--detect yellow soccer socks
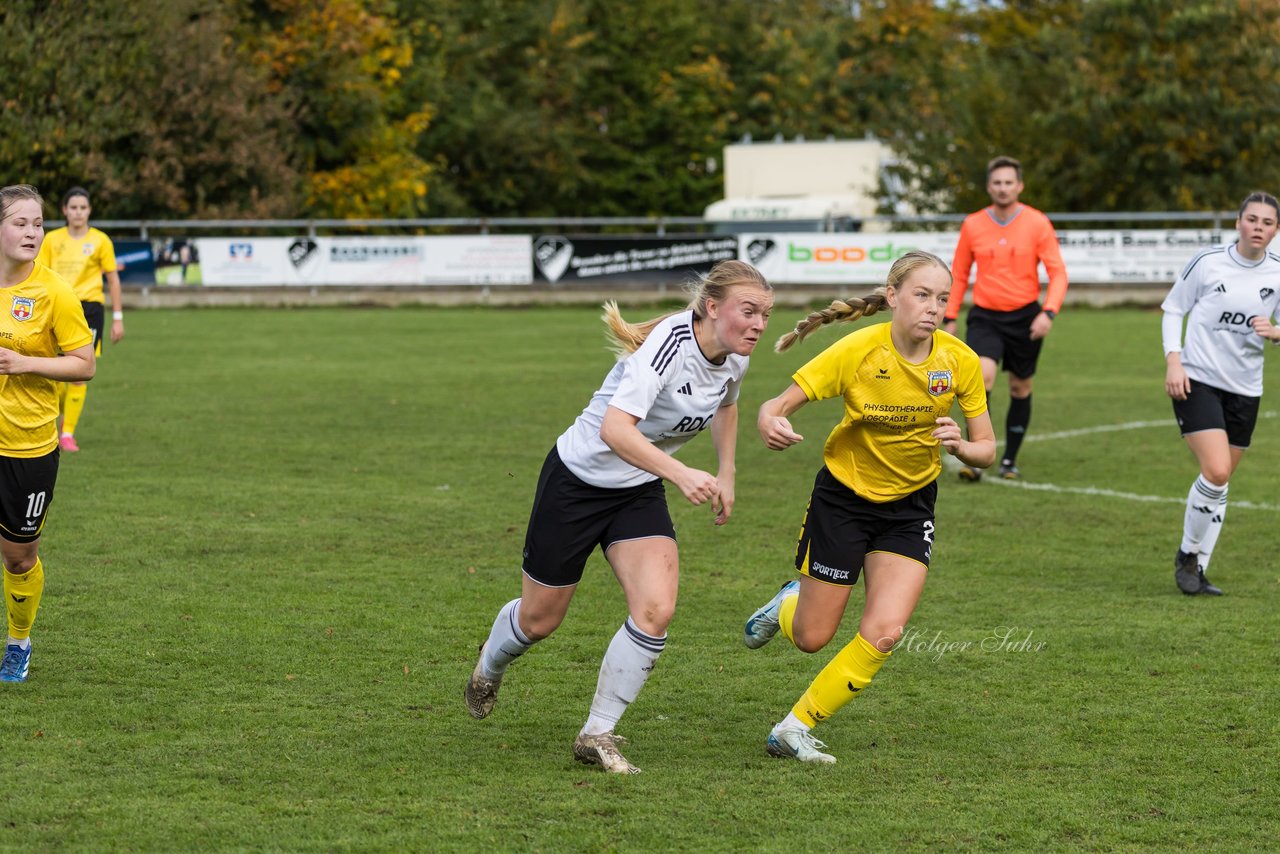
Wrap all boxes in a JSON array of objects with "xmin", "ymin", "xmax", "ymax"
[
  {"xmin": 4, "ymin": 558, "xmax": 45, "ymax": 641},
  {"xmin": 778, "ymin": 589, "xmax": 799, "ymax": 643},
  {"xmin": 62, "ymin": 383, "xmax": 88, "ymax": 437},
  {"xmin": 792, "ymin": 632, "xmax": 889, "ymax": 728}
]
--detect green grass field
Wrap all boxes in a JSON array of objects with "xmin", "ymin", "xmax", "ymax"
[{"xmin": 1, "ymin": 304, "xmax": 1276, "ymax": 851}]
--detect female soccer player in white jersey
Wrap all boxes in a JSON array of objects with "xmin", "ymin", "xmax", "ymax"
[
  {"xmin": 742, "ymin": 250, "xmax": 995, "ymax": 763},
  {"xmin": 35, "ymin": 187, "xmax": 124, "ymax": 453},
  {"xmin": 465, "ymin": 260, "xmax": 773, "ymax": 773},
  {"xmin": 1162, "ymin": 191, "xmax": 1280, "ymax": 596},
  {"xmin": 0, "ymin": 185, "xmax": 96, "ymax": 683}
]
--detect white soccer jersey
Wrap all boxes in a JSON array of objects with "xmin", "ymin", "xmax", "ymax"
[
  {"xmin": 557, "ymin": 310, "xmax": 747, "ymax": 488},
  {"xmin": 1162, "ymin": 243, "xmax": 1280, "ymax": 397}
]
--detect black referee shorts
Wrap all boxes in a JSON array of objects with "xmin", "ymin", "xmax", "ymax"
[
  {"xmin": 793, "ymin": 467, "xmax": 937, "ymax": 586},
  {"xmin": 965, "ymin": 301, "xmax": 1043, "ymax": 379},
  {"xmin": 521, "ymin": 447, "xmax": 676, "ymax": 588},
  {"xmin": 1173, "ymin": 379, "xmax": 1261, "ymax": 448}
]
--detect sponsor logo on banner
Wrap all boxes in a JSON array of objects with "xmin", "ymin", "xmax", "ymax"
[
  {"xmin": 289, "ymin": 239, "xmax": 319, "ymax": 268},
  {"xmin": 534, "ymin": 236, "xmax": 574, "ymax": 283},
  {"xmin": 10, "ymin": 297, "xmax": 34, "ymax": 321},
  {"xmin": 328, "ymin": 243, "xmax": 420, "ymax": 261},
  {"xmin": 927, "ymin": 370, "xmax": 952, "ymax": 396},
  {"xmin": 228, "ymin": 242, "xmax": 254, "ymax": 260},
  {"xmin": 746, "ymin": 238, "xmax": 778, "ymax": 267}
]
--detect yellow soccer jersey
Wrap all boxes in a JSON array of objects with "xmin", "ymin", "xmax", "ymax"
[
  {"xmin": 35, "ymin": 226, "xmax": 117, "ymax": 303},
  {"xmin": 0, "ymin": 263, "xmax": 94, "ymax": 457},
  {"xmin": 793, "ymin": 322, "xmax": 986, "ymax": 502}
]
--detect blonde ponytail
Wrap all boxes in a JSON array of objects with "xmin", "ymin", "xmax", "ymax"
[
  {"xmin": 774, "ymin": 292, "xmax": 889, "ymax": 352},
  {"xmin": 774, "ymin": 249, "xmax": 951, "ymax": 352},
  {"xmin": 602, "ymin": 259, "xmax": 771, "ymax": 357}
]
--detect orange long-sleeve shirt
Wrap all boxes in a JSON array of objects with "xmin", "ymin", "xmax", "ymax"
[{"xmin": 947, "ymin": 204, "xmax": 1068, "ymax": 320}]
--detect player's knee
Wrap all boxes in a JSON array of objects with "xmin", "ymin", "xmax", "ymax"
[
  {"xmin": 861, "ymin": 622, "xmax": 903, "ymax": 653},
  {"xmin": 3, "ymin": 555, "xmax": 38, "ymax": 575},
  {"xmin": 518, "ymin": 609, "xmax": 566, "ymax": 641},
  {"xmin": 1201, "ymin": 468, "xmax": 1230, "ymax": 489},
  {"xmin": 631, "ymin": 599, "xmax": 675, "ymax": 636},
  {"xmin": 791, "ymin": 622, "xmax": 837, "ymax": 654}
]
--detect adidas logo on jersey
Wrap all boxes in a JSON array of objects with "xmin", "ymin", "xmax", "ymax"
[
  {"xmin": 1213, "ymin": 283, "xmax": 1227, "ymax": 294},
  {"xmin": 676, "ymin": 382, "xmax": 692, "ymax": 395}
]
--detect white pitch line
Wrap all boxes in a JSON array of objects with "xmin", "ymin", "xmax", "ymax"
[
  {"xmin": 941, "ymin": 411, "xmax": 1280, "ymax": 512},
  {"xmin": 1023, "ymin": 418, "xmax": 1174, "ymax": 443},
  {"xmin": 986, "ymin": 476, "xmax": 1280, "ymax": 512},
  {"xmin": 1023, "ymin": 410, "xmax": 1276, "ymax": 444}
]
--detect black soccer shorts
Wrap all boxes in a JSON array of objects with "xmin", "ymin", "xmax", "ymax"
[
  {"xmin": 1172, "ymin": 379, "xmax": 1261, "ymax": 449},
  {"xmin": 793, "ymin": 467, "xmax": 937, "ymax": 586},
  {"xmin": 521, "ymin": 447, "xmax": 676, "ymax": 587},
  {"xmin": 0, "ymin": 450, "xmax": 59, "ymax": 543}
]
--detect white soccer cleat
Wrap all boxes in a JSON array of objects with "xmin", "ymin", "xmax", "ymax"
[
  {"xmin": 766, "ymin": 724, "xmax": 837, "ymax": 764},
  {"xmin": 744, "ymin": 579, "xmax": 800, "ymax": 649},
  {"xmin": 573, "ymin": 731, "xmax": 641, "ymax": 774}
]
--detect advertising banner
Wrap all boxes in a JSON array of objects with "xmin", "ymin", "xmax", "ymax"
[
  {"xmin": 194, "ymin": 236, "xmax": 532, "ymax": 286},
  {"xmin": 153, "ymin": 238, "xmax": 202, "ymax": 285},
  {"xmin": 323, "ymin": 236, "xmax": 424, "ymax": 285},
  {"xmin": 421, "ymin": 236, "xmax": 532, "ymax": 285},
  {"xmin": 742, "ymin": 230, "xmax": 1236, "ymax": 285},
  {"xmin": 114, "ymin": 240, "xmax": 157, "ymax": 286},
  {"xmin": 533, "ymin": 235, "xmax": 738, "ymax": 284},
  {"xmin": 196, "ymin": 237, "xmax": 309, "ymax": 286},
  {"xmin": 1054, "ymin": 229, "xmax": 1226, "ymax": 284},
  {"xmin": 742, "ymin": 233, "xmax": 956, "ymax": 286}
]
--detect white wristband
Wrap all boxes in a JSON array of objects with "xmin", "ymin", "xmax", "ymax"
[{"xmin": 112, "ymin": 311, "xmax": 124, "ymax": 320}]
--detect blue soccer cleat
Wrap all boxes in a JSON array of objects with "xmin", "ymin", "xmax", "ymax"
[
  {"xmin": 0, "ymin": 642, "xmax": 31, "ymax": 683},
  {"xmin": 744, "ymin": 579, "xmax": 800, "ymax": 649}
]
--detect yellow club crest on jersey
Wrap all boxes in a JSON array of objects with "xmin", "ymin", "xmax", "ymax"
[
  {"xmin": 10, "ymin": 297, "xmax": 34, "ymax": 322},
  {"xmin": 927, "ymin": 370, "xmax": 952, "ymax": 396}
]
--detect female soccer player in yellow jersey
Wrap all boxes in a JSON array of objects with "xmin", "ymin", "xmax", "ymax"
[
  {"xmin": 35, "ymin": 186, "xmax": 123, "ymax": 453},
  {"xmin": 0, "ymin": 185, "xmax": 96, "ymax": 682},
  {"xmin": 742, "ymin": 250, "xmax": 995, "ymax": 763},
  {"xmin": 466, "ymin": 260, "xmax": 773, "ymax": 774}
]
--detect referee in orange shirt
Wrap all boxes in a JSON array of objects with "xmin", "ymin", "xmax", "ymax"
[{"xmin": 943, "ymin": 155, "xmax": 1068, "ymax": 480}]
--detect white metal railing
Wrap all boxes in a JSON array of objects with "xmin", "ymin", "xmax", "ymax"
[{"xmin": 54, "ymin": 210, "xmax": 1235, "ymax": 238}]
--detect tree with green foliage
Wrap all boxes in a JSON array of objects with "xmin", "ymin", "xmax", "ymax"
[
  {"xmin": 235, "ymin": 0, "xmax": 434, "ymax": 217},
  {"xmin": 8, "ymin": 0, "xmax": 1280, "ymax": 220},
  {"xmin": 0, "ymin": 0, "xmax": 301, "ymax": 218},
  {"xmin": 401, "ymin": 0, "xmax": 889, "ymax": 217},
  {"xmin": 888, "ymin": 0, "xmax": 1280, "ymax": 214}
]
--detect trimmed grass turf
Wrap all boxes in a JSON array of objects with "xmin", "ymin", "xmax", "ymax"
[{"xmin": 1, "ymin": 305, "xmax": 1276, "ymax": 850}]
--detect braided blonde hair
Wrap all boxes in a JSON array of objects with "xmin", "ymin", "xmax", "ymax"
[
  {"xmin": 774, "ymin": 250, "xmax": 950, "ymax": 352},
  {"xmin": 602, "ymin": 259, "xmax": 770, "ymax": 356}
]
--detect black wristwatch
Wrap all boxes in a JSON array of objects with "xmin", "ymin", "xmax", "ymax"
[{"xmin": 1043, "ymin": 309, "xmax": 1057, "ymax": 320}]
